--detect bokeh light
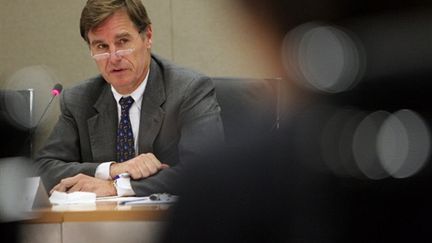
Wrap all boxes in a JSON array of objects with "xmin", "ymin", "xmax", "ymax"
[
  {"xmin": 2, "ymin": 65, "xmax": 60, "ymax": 128},
  {"xmin": 321, "ymin": 108, "xmax": 367, "ymax": 179},
  {"xmin": 377, "ymin": 109, "xmax": 430, "ymax": 179},
  {"xmin": 353, "ymin": 111, "xmax": 390, "ymax": 180},
  {"xmin": 282, "ymin": 22, "xmax": 365, "ymax": 93},
  {"xmin": 0, "ymin": 89, "xmax": 33, "ymax": 130}
]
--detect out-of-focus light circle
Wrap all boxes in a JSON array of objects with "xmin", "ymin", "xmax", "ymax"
[
  {"xmin": 282, "ymin": 23, "xmax": 365, "ymax": 93},
  {"xmin": 353, "ymin": 111, "xmax": 391, "ymax": 180},
  {"xmin": 377, "ymin": 109, "xmax": 430, "ymax": 178},
  {"xmin": 0, "ymin": 90, "xmax": 32, "ymax": 129},
  {"xmin": 2, "ymin": 65, "xmax": 59, "ymax": 128},
  {"xmin": 321, "ymin": 108, "xmax": 367, "ymax": 179}
]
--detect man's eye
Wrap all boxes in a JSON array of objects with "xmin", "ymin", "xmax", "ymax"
[
  {"xmin": 119, "ymin": 39, "xmax": 129, "ymax": 45},
  {"xmin": 97, "ymin": 44, "xmax": 108, "ymax": 50}
]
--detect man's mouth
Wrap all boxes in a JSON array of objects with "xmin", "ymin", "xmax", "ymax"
[{"xmin": 111, "ymin": 68, "xmax": 127, "ymax": 73}]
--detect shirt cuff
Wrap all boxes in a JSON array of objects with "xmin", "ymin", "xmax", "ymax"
[
  {"xmin": 95, "ymin": 162, "xmax": 114, "ymax": 180},
  {"xmin": 114, "ymin": 177, "xmax": 136, "ymax": 196}
]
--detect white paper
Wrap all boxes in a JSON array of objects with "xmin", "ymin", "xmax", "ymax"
[{"xmin": 49, "ymin": 191, "xmax": 96, "ymax": 205}]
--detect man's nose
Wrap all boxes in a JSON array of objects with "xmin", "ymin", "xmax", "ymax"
[{"xmin": 108, "ymin": 50, "xmax": 122, "ymax": 63}]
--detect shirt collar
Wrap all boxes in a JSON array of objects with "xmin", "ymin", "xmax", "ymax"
[{"xmin": 111, "ymin": 68, "xmax": 149, "ymax": 105}]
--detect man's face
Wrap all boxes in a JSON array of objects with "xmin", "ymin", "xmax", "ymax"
[{"xmin": 87, "ymin": 9, "xmax": 152, "ymax": 95}]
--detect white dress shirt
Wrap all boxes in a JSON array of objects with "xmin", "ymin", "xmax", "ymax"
[{"xmin": 95, "ymin": 70, "xmax": 149, "ymax": 196}]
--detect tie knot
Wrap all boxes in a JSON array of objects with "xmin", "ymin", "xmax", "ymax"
[{"xmin": 119, "ymin": 96, "xmax": 134, "ymax": 110}]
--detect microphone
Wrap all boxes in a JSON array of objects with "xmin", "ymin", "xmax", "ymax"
[
  {"xmin": 50, "ymin": 83, "xmax": 63, "ymax": 97},
  {"xmin": 34, "ymin": 83, "xmax": 63, "ymax": 130},
  {"xmin": 19, "ymin": 83, "xmax": 62, "ymax": 158}
]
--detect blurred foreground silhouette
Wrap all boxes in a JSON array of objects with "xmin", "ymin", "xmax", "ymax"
[{"xmin": 161, "ymin": 1, "xmax": 432, "ymax": 242}]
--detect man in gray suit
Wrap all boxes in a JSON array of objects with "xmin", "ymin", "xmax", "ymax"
[{"xmin": 34, "ymin": 0, "xmax": 223, "ymax": 197}]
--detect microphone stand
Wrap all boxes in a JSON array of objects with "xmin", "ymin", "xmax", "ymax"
[{"xmin": 29, "ymin": 84, "xmax": 62, "ymax": 158}]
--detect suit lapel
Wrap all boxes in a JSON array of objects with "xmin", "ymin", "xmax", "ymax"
[
  {"xmin": 88, "ymin": 83, "xmax": 118, "ymax": 161},
  {"xmin": 138, "ymin": 57, "xmax": 166, "ymax": 154}
]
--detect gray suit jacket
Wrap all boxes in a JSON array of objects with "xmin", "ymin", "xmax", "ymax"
[{"xmin": 34, "ymin": 55, "xmax": 224, "ymax": 196}]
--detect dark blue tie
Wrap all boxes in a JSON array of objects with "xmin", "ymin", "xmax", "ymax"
[{"xmin": 116, "ymin": 96, "xmax": 135, "ymax": 162}]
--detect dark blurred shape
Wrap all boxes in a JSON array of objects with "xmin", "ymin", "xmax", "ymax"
[
  {"xmin": 2, "ymin": 223, "xmax": 20, "ymax": 243},
  {"xmin": 213, "ymin": 77, "xmax": 280, "ymax": 145},
  {"xmin": 0, "ymin": 90, "xmax": 33, "ymax": 243},
  {"xmin": 161, "ymin": 1, "xmax": 432, "ymax": 242},
  {"xmin": 0, "ymin": 89, "xmax": 33, "ymax": 158},
  {"xmin": 241, "ymin": 0, "xmax": 432, "ymax": 35}
]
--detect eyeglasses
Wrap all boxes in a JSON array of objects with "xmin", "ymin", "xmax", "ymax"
[{"xmin": 91, "ymin": 48, "xmax": 135, "ymax": 61}]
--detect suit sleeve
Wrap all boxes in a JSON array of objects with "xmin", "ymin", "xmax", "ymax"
[
  {"xmin": 130, "ymin": 76, "xmax": 224, "ymax": 195},
  {"xmin": 33, "ymin": 91, "xmax": 100, "ymax": 191}
]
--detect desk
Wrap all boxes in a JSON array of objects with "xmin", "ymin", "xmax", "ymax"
[{"xmin": 19, "ymin": 202, "xmax": 171, "ymax": 243}]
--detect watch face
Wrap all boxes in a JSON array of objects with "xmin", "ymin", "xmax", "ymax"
[
  {"xmin": 119, "ymin": 172, "xmax": 130, "ymax": 178},
  {"xmin": 114, "ymin": 172, "xmax": 130, "ymax": 179}
]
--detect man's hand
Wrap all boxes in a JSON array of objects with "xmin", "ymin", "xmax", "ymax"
[
  {"xmin": 51, "ymin": 173, "xmax": 116, "ymax": 197},
  {"xmin": 110, "ymin": 153, "xmax": 169, "ymax": 179}
]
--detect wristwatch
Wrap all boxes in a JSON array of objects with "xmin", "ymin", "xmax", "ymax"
[{"xmin": 114, "ymin": 172, "xmax": 130, "ymax": 180}]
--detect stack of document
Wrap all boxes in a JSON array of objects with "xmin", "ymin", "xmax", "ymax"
[{"xmin": 49, "ymin": 191, "xmax": 96, "ymax": 204}]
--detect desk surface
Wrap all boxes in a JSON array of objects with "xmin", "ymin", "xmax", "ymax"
[{"xmin": 25, "ymin": 202, "xmax": 171, "ymax": 224}]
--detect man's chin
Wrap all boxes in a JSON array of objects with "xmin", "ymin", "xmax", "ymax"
[
  {"xmin": 111, "ymin": 81, "xmax": 138, "ymax": 94},
  {"xmin": 107, "ymin": 74, "xmax": 132, "ymax": 87}
]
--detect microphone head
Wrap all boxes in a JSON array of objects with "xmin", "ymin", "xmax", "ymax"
[{"xmin": 51, "ymin": 83, "xmax": 63, "ymax": 96}]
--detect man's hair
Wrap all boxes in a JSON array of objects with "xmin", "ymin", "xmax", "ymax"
[{"xmin": 80, "ymin": 0, "xmax": 151, "ymax": 43}]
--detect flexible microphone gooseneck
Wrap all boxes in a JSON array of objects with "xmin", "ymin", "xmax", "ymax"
[
  {"xmin": 29, "ymin": 83, "xmax": 63, "ymax": 157},
  {"xmin": 33, "ymin": 83, "xmax": 63, "ymax": 131}
]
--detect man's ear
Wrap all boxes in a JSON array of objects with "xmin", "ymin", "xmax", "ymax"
[{"xmin": 145, "ymin": 25, "xmax": 153, "ymax": 48}]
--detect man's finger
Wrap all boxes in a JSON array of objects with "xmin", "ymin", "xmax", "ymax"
[
  {"xmin": 144, "ymin": 153, "xmax": 164, "ymax": 170},
  {"xmin": 161, "ymin": 163, "xmax": 170, "ymax": 169},
  {"xmin": 51, "ymin": 180, "xmax": 72, "ymax": 194},
  {"xmin": 50, "ymin": 184, "xmax": 66, "ymax": 194},
  {"xmin": 59, "ymin": 176, "xmax": 78, "ymax": 188},
  {"xmin": 143, "ymin": 159, "xmax": 158, "ymax": 174},
  {"xmin": 67, "ymin": 181, "xmax": 83, "ymax": 193},
  {"xmin": 127, "ymin": 163, "xmax": 144, "ymax": 179}
]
